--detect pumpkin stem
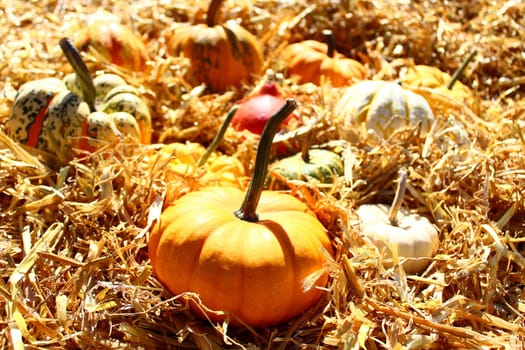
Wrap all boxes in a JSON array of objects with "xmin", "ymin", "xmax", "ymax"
[
  {"xmin": 322, "ymin": 29, "xmax": 335, "ymax": 58},
  {"xmin": 446, "ymin": 49, "xmax": 477, "ymax": 90},
  {"xmin": 235, "ymin": 99, "xmax": 298, "ymax": 222},
  {"xmin": 388, "ymin": 168, "xmax": 408, "ymax": 226},
  {"xmin": 300, "ymin": 121, "xmax": 317, "ymax": 163},
  {"xmin": 196, "ymin": 105, "xmax": 238, "ymax": 167},
  {"xmin": 59, "ymin": 37, "xmax": 97, "ymax": 112},
  {"xmin": 206, "ymin": 0, "xmax": 225, "ymax": 27}
]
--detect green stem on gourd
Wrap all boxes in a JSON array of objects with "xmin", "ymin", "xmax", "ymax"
[
  {"xmin": 196, "ymin": 105, "xmax": 238, "ymax": 167},
  {"xmin": 300, "ymin": 121, "xmax": 317, "ymax": 163},
  {"xmin": 446, "ymin": 49, "xmax": 477, "ymax": 90},
  {"xmin": 388, "ymin": 168, "xmax": 408, "ymax": 226},
  {"xmin": 206, "ymin": 0, "xmax": 225, "ymax": 27},
  {"xmin": 235, "ymin": 98, "xmax": 298, "ymax": 222},
  {"xmin": 59, "ymin": 37, "xmax": 97, "ymax": 112},
  {"xmin": 322, "ymin": 29, "xmax": 335, "ymax": 58}
]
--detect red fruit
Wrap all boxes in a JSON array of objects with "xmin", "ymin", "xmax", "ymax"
[{"xmin": 231, "ymin": 83, "xmax": 299, "ymax": 135}]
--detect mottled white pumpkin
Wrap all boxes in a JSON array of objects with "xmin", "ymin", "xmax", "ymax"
[
  {"xmin": 65, "ymin": 72, "xmax": 127, "ymax": 101},
  {"xmin": 9, "ymin": 78, "xmax": 90, "ymax": 155},
  {"xmin": 64, "ymin": 73, "xmax": 150, "ymax": 144},
  {"xmin": 100, "ymin": 84, "xmax": 151, "ymax": 144},
  {"xmin": 45, "ymin": 90, "xmax": 92, "ymax": 153},
  {"xmin": 355, "ymin": 204, "xmax": 439, "ymax": 274},
  {"xmin": 334, "ymin": 80, "xmax": 435, "ymax": 142},
  {"xmin": 8, "ymin": 77, "xmax": 139, "ymax": 158}
]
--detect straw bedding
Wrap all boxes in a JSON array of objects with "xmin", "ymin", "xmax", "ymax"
[{"xmin": 1, "ymin": 0, "xmax": 524, "ymax": 349}]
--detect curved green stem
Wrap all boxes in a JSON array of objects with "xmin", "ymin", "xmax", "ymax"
[
  {"xmin": 388, "ymin": 168, "xmax": 408, "ymax": 226},
  {"xmin": 206, "ymin": 0, "xmax": 225, "ymax": 27},
  {"xmin": 322, "ymin": 29, "xmax": 335, "ymax": 58},
  {"xmin": 446, "ymin": 49, "xmax": 477, "ymax": 90},
  {"xmin": 196, "ymin": 105, "xmax": 238, "ymax": 167},
  {"xmin": 59, "ymin": 37, "xmax": 97, "ymax": 112},
  {"xmin": 300, "ymin": 122, "xmax": 317, "ymax": 163},
  {"xmin": 235, "ymin": 98, "xmax": 298, "ymax": 222}
]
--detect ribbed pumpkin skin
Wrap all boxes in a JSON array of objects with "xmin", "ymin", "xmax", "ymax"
[
  {"xmin": 334, "ymin": 80, "xmax": 435, "ymax": 141},
  {"xmin": 67, "ymin": 72, "xmax": 151, "ymax": 144},
  {"xmin": 168, "ymin": 21, "xmax": 263, "ymax": 92},
  {"xmin": 100, "ymin": 84, "xmax": 152, "ymax": 144},
  {"xmin": 8, "ymin": 78, "xmax": 91, "ymax": 154},
  {"xmin": 282, "ymin": 40, "xmax": 367, "ymax": 87},
  {"xmin": 149, "ymin": 186, "xmax": 333, "ymax": 327},
  {"xmin": 268, "ymin": 149, "xmax": 343, "ymax": 189}
]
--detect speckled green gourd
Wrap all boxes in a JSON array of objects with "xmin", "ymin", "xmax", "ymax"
[
  {"xmin": 8, "ymin": 37, "xmax": 146, "ymax": 162},
  {"xmin": 9, "ymin": 77, "xmax": 91, "ymax": 156},
  {"xmin": 99, "ymin": 84, "xmax": 152, "ymax": 144},
  {"xmin": 65, "ymin": 72, "xmax": 150, "ymax": 144},
  {"xmin": 65, "ymin": 72, "xmax": 127, "ymax": 101}
]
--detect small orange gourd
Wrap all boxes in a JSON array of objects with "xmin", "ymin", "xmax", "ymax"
[
  {"xmin": 282, "ymin": 30, "xmax": 367, "ymax": 87},
  {"xmin": 167, "ymin": 0, "xmax": 263, "ymax": 92},
  {"xmin": 149, "ymin": 99, "xmax": 334, "ymax": 327},
  {"xmin": 155, "ymin": 106, "xmax": 247, "ymax": 203}
]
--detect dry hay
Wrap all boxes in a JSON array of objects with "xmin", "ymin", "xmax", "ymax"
[{"xmin": 1, "ymin": 0, "xmax": 525, "ymax": 349}]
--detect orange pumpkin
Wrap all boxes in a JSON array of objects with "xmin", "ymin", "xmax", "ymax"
[
  {"xmin": 154, "ymin": 107, "xmax": 247, "ymax": 203},
  {"xmin": 149, "ymin": 99, "xmax": 334, "ymax": 327},
  {"xmin": 167, "ymin": 0, "xmax": 263, "ymax": 92},
  {"xmin": 282, "ymin": 30, "xmax": 367, "ymax": 87},
  {"xmin": 75, "ymin": 15, "xmax": 150, "ymax": 71}
]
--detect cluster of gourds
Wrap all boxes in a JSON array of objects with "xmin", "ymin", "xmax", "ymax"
[
  {"xmin": 8, "ymin": 38, "xmax": 151, "ymax": 163},
  {"xmin": 8, "ymin": 0, "xmax": 483, "ymax": 328}
]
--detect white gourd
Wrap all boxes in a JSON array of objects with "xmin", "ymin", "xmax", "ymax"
[
  {"xmin": 334, "ymin": 80, "xmax": 435, "ymax": 142},
  {"xmin": 355, "ymin": 169, "xmax": 439, "ymax": 274}
]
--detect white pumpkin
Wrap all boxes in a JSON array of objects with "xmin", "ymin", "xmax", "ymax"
[
  {"xmin": 354, "ymin": 169, "xmax": 439, "ymax": 274},
  {"xmin": 355, "ymin": 204, "xmax": 439, "ymax": 274},
  {"xmin": 334, "ymin": 80, "xmax": 435, "ymax": 142}
]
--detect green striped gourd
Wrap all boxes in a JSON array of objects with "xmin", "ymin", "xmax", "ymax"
[
  {"xmin": 268, "ymin": 149, "xmax": 343, "ymax": 189},
  {"xmin": 267, "ymin": 125, "xmax": 343, "ymax": 189}
]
